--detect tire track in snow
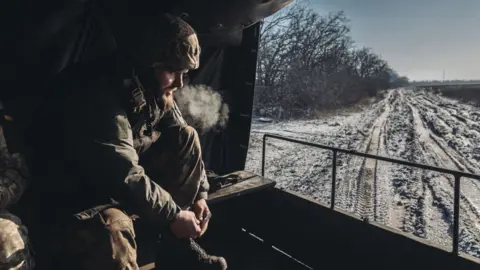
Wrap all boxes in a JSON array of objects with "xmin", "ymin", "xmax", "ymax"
[
  {"xmin": 407, "ymin": 94, "xmax": 480, "ymax": 214},
  {"xmin": 375, "ymin": 115, "xmax": 394, "ymax": 224},
  {"xmin": 411, "ymin": 93, "xmax": 480, "ymax": 172},
  {"xmin": 250, "ymin": 117, "xmax": 368, "ymax": 204},
  {"xmin": 286, "ymin": 119, "xmax": 379, "ymax": 205},
  {"xmin": 353, "ymin": 96, "xmax": 391, "ymax": 221},
  {"xmin": 336, "ymin": 99, "xmax": 389, "ymax": 213},
  {"xmin": 405, "ymin": 91, "xmax": 480, "ymax": 256},
  {"xmin": 406, "ymin": 101, "xmax": 452, "ymax": 245},
  {"xmin": 420, "ymin": 92, "xmax": 480, "ymax": 131},
  {"xmin": 383, "ymin": 91, "xmax": 428, "ymax": 239}
]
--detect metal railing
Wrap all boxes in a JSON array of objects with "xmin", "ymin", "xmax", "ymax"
[{"xmin": 261, "ymin": 133, "xmax": 480, "ymax": 255}]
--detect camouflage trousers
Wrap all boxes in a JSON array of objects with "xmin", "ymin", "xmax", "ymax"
[
  {"xmin": 0, "ymin": 126, "xmax": 29, "ymax": 211},
  {"xmin": 51, "ymin": 124, "xmax": 207, "ymax": 270},
  {"xmin": 0, "ymin": 126, "xmax": 35, "ymax": 270},
  {"xmin": 0, "ymin": 211, "xmax": 35, "ymax": 270}
]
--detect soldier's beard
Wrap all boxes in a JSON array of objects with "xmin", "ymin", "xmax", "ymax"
[{"xmin": 158, "ymin": 91, "xmax": 174, "ymax": 112}]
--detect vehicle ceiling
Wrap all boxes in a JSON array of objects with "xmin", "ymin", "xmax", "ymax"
[
  {"xmin": 0, "ymin": 0, "xmax": 292, "ymax": 89},
  {"xmin": 0, "ymin": 0, "xmax": 292, "ymax": 174}
]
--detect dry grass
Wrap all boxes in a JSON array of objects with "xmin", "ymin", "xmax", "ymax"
[
  {"xmin": 438, "ymin": 86, "xmax": 480, "ymax": 106},
  {"xmin": 313, "ymin": 96, "xmax": 376, "ymax": 119}
]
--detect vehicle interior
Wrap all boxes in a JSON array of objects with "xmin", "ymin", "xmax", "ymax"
[{"xmin": 1, "ymin": 0, "xmax": 480, "ymax": 269}]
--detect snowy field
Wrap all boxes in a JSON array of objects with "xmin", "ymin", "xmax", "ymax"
[{"xmin": 245, "ymin": 88, "xmax": 480, "ymax": 258}]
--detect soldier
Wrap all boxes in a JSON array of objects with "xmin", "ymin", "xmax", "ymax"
[
  {"xmin": 0, "ymin": 119, "xmax": 35, "ymax": 270},
  {"xmin": 21, "ymin": 13, "xmax": 227, "ymax": 269}
]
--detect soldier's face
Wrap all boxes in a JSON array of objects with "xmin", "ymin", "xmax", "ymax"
[{"xmin": 154, "ymin": 69, "xmax": 186, "ymax": 111}]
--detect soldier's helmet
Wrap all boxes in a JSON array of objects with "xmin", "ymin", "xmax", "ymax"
[{"xmin": 125, "ymin": 13, "xmax": 201, "ymax": 72}]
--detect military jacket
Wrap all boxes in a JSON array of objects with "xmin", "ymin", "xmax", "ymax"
[{"xmin": 24, "ymin": 66, "xmax": 207, "ymax": 227}]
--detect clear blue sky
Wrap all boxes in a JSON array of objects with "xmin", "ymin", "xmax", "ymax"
[{"xmin": 310, "ymin": 0, "xmax": 480, "ymax": 81}]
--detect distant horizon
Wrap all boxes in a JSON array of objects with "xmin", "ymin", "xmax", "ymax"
[
  {"xmin": 410, "ymin": 79, "xmax": 480, "ymax": 83},
  {"xmin": 310, "ymin": 0, "xmax": 480, "ymax": 81}
]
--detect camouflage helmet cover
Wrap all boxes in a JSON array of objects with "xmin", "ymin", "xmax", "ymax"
[{"xmin": 128, "ymin": 13, "xmax": 201, "ymax": 71}]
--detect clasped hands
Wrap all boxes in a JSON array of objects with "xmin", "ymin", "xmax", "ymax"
[{"xmin": 170, "ymin": 198, "xmax": 211, "ymax": 239}]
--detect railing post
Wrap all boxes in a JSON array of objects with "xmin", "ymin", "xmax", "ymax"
[
  {"xmin": 331, "ymin": 150, "xmax": 337, "ymax": 209},
  {"xmin": 262, "ymin": 135, "xmax": 267, "ymax": 177},
  {"xmin": 453, "ymin": 174, "xmax": 461, "ymax": 255}
]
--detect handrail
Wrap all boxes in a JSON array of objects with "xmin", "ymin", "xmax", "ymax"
[{"xmin": 261, "ymin": 133, "xmax": 480, "ymax": 256}]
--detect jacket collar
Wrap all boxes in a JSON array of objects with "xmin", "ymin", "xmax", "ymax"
[{"xmin": 122, "ymin": 71, "xmax": 163, "ymax": 136}]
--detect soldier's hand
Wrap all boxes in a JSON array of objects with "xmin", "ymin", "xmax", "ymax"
[
  {"xmin": 193, "ymin": 199, "xmax": 211, "ymax": 236},
  {"xmin": 170, "ymin": 210, "xmax": 202, "ymax": 239},
  {"xmin": 199, "ymin": 216, "xmax": 209, "ymax": 237},
  {"xmin": 193, "ymin": 199, "xmax": 210, "ymax": 221}
]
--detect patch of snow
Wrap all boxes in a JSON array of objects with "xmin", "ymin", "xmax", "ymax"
[{"xmin": 246, "ymin": 88, "xmax": 480, "ymax": 258}]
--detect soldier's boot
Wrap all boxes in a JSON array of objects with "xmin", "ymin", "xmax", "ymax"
[{"xmin": 155, "ymin": 233, "xmax": 227, "ymax": 270}]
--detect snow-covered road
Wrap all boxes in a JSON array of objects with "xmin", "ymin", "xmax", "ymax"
[{"xmin": 245, "ymin": 88, "xmax": 480, "ymax": 258}]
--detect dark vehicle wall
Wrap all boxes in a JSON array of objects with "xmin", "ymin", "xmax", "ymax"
[
  {"xmin": 211, "ymin": 188, "xmax": 480, "ymax": 269},
  {"xmin": 0, "ymin": 0, "xmax": 259, "ymax": 174},
  {"xmin": 190, "ymin": 25, "xmax": 259, "ymax": 174}
]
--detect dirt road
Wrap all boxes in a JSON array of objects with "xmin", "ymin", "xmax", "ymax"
[{"xmin": 246, "ymin": 88, "xmax": 480, "ymax": 258}]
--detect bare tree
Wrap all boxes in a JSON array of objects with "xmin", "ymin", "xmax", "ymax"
[{"xmin": 255, "ymin": 1, "xmax": 399, "ymax": 119}]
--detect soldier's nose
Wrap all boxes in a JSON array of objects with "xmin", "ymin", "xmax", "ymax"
[{"xmin": 173, "ymin": 73, "xmax": 184, "ymax": 89}]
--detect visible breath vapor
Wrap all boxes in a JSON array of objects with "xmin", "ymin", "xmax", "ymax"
[{"xmin": 174, "ymin": 85, "xmax": 229, "ymax": 133}]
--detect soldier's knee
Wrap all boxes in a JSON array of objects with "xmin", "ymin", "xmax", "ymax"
[
  {"xmin": 178, "ymin": 125, "xmax": 200, "ymax": 149},
  {"xmin": 100, "ymin": 207, "xmax": 133, "ymax": 225},
  {"xmin": 180, "ymin": 125, "xmax": 198, "ymax": 138},
  {"xmin": 62, "ymin": 208, "xmax": 138, "ymax": 270},
  {"xmin": 99, "ymin": 208, "xmax": 138, "ymax": 269},
  {"xmin": 165, "ymin": 124, "xmax": 197, "ymax": 140},
  {"xmin": 163, "ymin": 125, "xmax": 200, "ymax": 154},
  {"xmin": 98, "ymin": 207, "xmax": 137, "ymax": 241},
  {"xmin": 0, "ymin": 211, "xmax": 35, "ymax": 270}
]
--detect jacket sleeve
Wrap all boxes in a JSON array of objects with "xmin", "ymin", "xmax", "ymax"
[
  {"xmin": 69, "ymin": 111, "xmax": 181, "ymax": 226},
  {"xmin": 195, "ymin": 166, "xmax": 210, "ymax": 201}
]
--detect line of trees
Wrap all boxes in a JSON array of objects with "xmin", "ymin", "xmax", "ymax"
[{"xmin": 254, "ymin": 2, "xmax": 409, "ymax": 119}]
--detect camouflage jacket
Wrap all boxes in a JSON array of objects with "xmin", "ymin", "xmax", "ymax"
[
  {"xmin": 0, "ymin": 126, "xmax": 29, "ymax": 210},
  {"xmin": 24, "ymin": 66, "xmax": 208, "ymax": 227}
]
